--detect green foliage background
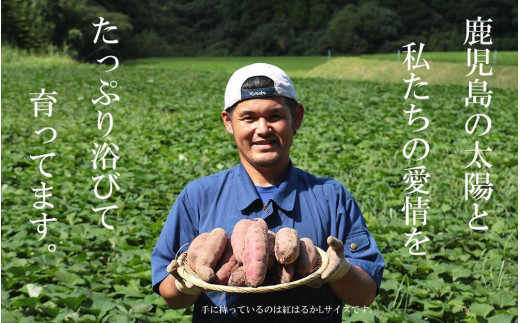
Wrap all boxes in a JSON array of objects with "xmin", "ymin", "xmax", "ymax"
[
  {"xmin": 1, "ymin": 0, "xmax": 517, "ymax": 60},
  {"xmin": 1, "ymin": 51, "xmax": 517, "ymax": 322}
]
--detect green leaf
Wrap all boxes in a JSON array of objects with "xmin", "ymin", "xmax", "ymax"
[
  {"xmin": 160, "ymin": 310, "xmax": 193, "ymax": 321},
  {"xmin": 450, "ymin": 267, "xmax": 472, "ymax": 281},
  {"xmin": 5, "ymin": 266, "xmax": 26, "ymax": 277},
  {"xmin": 91, "ymin": 298, "xmax": 118, "ymax": 318},
  {"xmin": 440, "ymin": 204, "xmax": 452, "ymax": 212},
  {"xmin": 448, "ymin": 299, "xmax": 465, "ymax": 313},
  {"xmin": 491, "ymin": 219, "xmax": 507, "ymax": 234},
  {"xmin": 422, "ymin": 300, "xmax": 446, "ymax": 319},
  {"xmin": 487, "ymin": 313, "xmax": 513, "ymax": 323},
  {"xmin": 102, "ymin": 314, "xmax": 128, "ymax": 323},
  {"xmin": 56, "ymin": 292, "xmax": 88, "ymax": 311},
  {"xmin": 129, "ymin": 303, "xmax": 153, "ymax": 314},
  {"xmin": 348, "ymin": 309, "xmax": 375, "ymax": 322},
  {"xmin": 9, "ymin": 297, "xmax": 40, "ymax": 309},
  {"xmin": 469, "ymin": 303, "xmax": 494, "ymax": 318},
  {"xmin": 77, "ymin": 313, "xmax": 97, "ymax": 322},
  {"xmin": 489, "ymin": 290, "xmax": 516, "ymax": 308},
  {"xmin": 55, "ymin": 270, "xmax": 86, "ymax": 285},
  {"xmin": 25, "ymin": 283, "xmax": 43, "ymax": 297},
  {"xmin": 62, "ymin": 311, "xmax": 79, "ymax": 323},
  {"xmin": 4, "ymin": 277, "xmax": 22, "ymax": 290},
  {"xmin": 404, "ymin": 311, "xmax": 425, "ymax": 322},
  {"xmin": 39, "ymin": 305, "xmax": 61, "ymax": 318},
  {"xmin": 112, "ymin": 284, "xmax": 145, "ymax": 297}
]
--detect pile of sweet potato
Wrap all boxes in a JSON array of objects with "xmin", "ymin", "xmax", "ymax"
[{"xmin": 186, "ymin": 218, "xmax": 319, "ymax": 287}]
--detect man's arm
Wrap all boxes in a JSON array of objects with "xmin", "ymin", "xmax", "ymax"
[
  {"xmin": 331, "ymin": 190, "xmax": 385, "ymax": 306},
  {"xmin": 158, "ymin": 275, "xmax": 200, "ymax": 309},
  {"xmin": 328, "ymin": 265, "xmax": 377, "ymax": 307},
  {"xmin": 152, "ymin": 190, "xmax": 202, "ymax": 309},
  {"xmin": 315, "ymin": 236, "xmax": 378, "ymax": 307}
]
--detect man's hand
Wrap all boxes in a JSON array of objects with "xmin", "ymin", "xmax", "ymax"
[
  {"xmin": 306, "ymin": 236, "xmax": 350, "ymax": 288},
  {"xmin": 167, "ymin": 254, "xmax": 203, "ymax": 296}
]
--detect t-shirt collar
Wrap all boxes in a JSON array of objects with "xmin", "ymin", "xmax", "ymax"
[
  {"xmin": 271, "ymin": 163, "xmax": 297, "ymax": 212},
  {"xmin": 235, "ymin": 162, "xmax": 297, "ymax": 212}
]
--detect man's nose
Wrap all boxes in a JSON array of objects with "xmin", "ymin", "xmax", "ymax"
[{"xmin": 256, "ymin": 118, "xmax": 271, "ymax": 135}]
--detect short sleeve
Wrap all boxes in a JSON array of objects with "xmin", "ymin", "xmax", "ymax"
[
  {"xmin": 336, "ymin": 187, "xmax": 385, "ymax": 293},
  {"xmin": 151, "ymin": 190, "xmax": 198, "ymax": 294}
]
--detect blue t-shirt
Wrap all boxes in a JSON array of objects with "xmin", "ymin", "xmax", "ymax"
[
  {"xmin": 255, "ymin": 184, "xmax": 279, "ymax": 205},
  {"xmin": 151, "ymin": 163, "xmax": 385, "ymax": 323}
]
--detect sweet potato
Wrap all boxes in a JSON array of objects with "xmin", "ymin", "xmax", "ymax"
[
  {"xmin": 275, "ymin": 228, "xmax": 300, "ymax": 264},
  {"xmin": 244, "ymin": 218, "xmax": 269, "ymax": 287},
  {"xmin": 187, "ymin": 232, "xmax": 209, "ymax": 271},
  {"xmin": 231, "ymin": 219, "xmax": 252, "ymax": 264},
  {"xmin": 272, "ymin": 263, "xmax": 294, "ymax": 284},
  {"xmin": 266, "ymin": 230, "xmax": 276, "ymax": 269},
  {"xmin": 294, "ymin": 238, "xmax": 318, "ymax": 277},
  {"xmin": 228, "ymin": 266, "xmax": 246, "ymax": 286},
  {"xmin": 195, "ymin": 228, "xmax": 228, "ymax": 283},
  {"xmin": 215, "ymin": 240, "xmax": 240, "ymax": 285}
]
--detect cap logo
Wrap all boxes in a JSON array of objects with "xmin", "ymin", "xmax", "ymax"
[
  {"xmin": 241, "ymin": 87, "xmax": 277, "ymax": 100},
  {"xmin": 249, "ymin": 90, "xmax": 266, "ymax": 96}
]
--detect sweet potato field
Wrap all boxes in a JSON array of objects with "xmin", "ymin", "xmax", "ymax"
[{"xmin": 1, "ymin": 53, "xmax": 517, "ymax": 322}]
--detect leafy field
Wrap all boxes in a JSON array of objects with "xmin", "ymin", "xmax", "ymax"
[
  {"xmin": 130, "ymin": 53, "xmax": 518, "ymax": 89},
  {"xmin": 306, "ymin": 54, "xmax": 518, "ymax": 90},
  {"xmin": 127, "ymin": 56, "xmax": 328, "ymax": 77},
  {"xmin": 361, "ymin": 51, "xmax": 518, "ymax": 66},
  {"xmin": 2, "ymin": 53, "xmax": 518, "ymax": 322}
]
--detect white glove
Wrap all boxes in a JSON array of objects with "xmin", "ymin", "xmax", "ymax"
[
  {"xmin": 306, "ymin": 236, "xmax": 350, "ymax": 288},
  {"xmin": 167, "ymin": 253, "xmax": 203, "ymax": 296}
]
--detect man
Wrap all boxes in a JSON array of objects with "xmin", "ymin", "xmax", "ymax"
[{"xmin": 151, "ymin": 63, "xmax": 385, "ymax": 322}]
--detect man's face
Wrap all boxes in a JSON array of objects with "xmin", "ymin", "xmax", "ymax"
[{"xmin": 222, "ymin": 97, "xmax": 303, "ymax": 170}]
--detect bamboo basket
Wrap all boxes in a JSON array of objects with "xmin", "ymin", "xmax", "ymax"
[{"xmin": 176, "ymin": 247, "xmax": 328, "ymax": 293}]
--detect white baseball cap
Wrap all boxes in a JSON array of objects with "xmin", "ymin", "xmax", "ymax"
[{"xmin": 224, "ymin": 63, "xmax": 298, "ymax": 111}]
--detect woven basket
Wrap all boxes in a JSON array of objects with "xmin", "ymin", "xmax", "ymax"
[{"xmin": 177, "ymin": 247, "xmax": 328, "ymax": 293}]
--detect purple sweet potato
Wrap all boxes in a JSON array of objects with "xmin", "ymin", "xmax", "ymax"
[
  {"xmin": 266, "ymin": 230, "xmax": 276, "ymax": 269},
  {"xmin": 272, "ymin": 263, "xmax": 294, "ymax": 284},
  {"xmin": 275, "ymin": 228, "xmax": 300, "ymax": 264},
  {"xmin": 228, "ymin": 266, "xmax": 246, "ymax": 286},
  {"xmin": 231, "ymin": 219, "xmax": 252, "ymax": 264},
  {"xmin": 294, "ymin": 238, "xmax": 318, "ymax": 277},
  {"xmin": 244, "ymin": 218, "xmax": 269, "ymax": 287},
  {"xmin": 195, "ymin": 228, "xmax": 228, "ymax": 283},
  {"xmin": 215, "ymin": 240, "xmax": 240, "ymax": 285},
  {"xmin": 187, "ymin": 232, "xmax": 210, "ymax": 271}
]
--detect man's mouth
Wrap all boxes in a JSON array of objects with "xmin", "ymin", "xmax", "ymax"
[{"xmin": 253, "ymin": 139, "xmax": 277, "ymax": 148}]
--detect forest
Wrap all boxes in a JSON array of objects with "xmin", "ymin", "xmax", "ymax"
[{"xmin": 2, "ymin": 0, "xmax": 517, "ymax": 61}]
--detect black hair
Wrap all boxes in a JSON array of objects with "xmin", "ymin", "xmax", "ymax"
[
  {"xmin": 226, "ymin": 76, "xmax": 297, "ymax": 117},
  {"xmin": 242, "ymin": 75, "xmax": 275, "ymax": 90}
]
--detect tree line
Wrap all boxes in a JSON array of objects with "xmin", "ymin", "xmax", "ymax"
[{"xmin": 2, "ymin": 0, "xmax": 517, "ymax": 61}]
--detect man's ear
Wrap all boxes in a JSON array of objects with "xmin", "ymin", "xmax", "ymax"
[
  {"xmin": 222, "ymin": 110, "xmax": 234, "ymax": 134},
  {"xmin": 293, "ymin": 103, "xmax": 304, "ymax": 131}
]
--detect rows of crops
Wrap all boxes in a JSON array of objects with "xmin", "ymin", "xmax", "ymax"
[{"xmin": 1, "ymin": 54, "xmax": 517, "ymax": 322}]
